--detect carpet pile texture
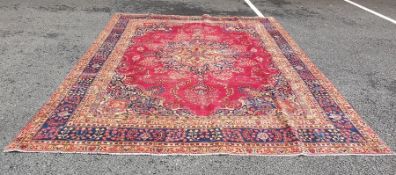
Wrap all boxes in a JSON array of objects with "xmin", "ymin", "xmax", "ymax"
[{"xmin": 5, "ymin": 14, "xmax": 392, "ymax": 156}]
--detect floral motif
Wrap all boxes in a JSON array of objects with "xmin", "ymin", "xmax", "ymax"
[{"xmin": 106, "ymin": 23, "xmax": 285, "ymax": 117}]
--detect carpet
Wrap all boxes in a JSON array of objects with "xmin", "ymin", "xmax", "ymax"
[{"xmin": 5, "ymin": 13, "xmax": 393, "ymax": 156}]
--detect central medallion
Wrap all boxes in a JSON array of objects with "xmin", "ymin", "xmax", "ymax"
[
  {"xmin": 106, "ymin": 23, "xmax": 281, "ymax": 116},
  {"xmin": 163, "ymin": 39, "xmax": 233, "ymax": 67}
]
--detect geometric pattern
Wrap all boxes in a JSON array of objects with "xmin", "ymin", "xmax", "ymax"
[{"xmin": 5, "ymin": 14, "xmax": 393, "ymax": 155}]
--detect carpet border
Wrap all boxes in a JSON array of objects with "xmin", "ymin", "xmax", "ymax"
[
  {"xmin": 266, "ymin": 17, "xmax": 394, "ymax": 155},
  {"xmin": 4, "ymin": 13, "xmax": 123, "ymax": 152}
]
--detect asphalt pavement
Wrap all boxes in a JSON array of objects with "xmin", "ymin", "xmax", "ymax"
[{"xmin": 0, "ymin": 0, "xmax": 395, "ymax": 174}]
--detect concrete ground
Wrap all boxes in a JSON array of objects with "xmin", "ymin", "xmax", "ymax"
[{"xmin": 0, "ymin": 0, "xmax": 395, "ymax": 174}]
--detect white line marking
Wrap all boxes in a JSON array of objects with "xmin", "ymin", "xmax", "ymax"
[
  {"xmin": 244, "ymin": 0, "xmax": 264, "ymax": 17},
  {"xmin": 344, "ymin": 0, "xmax": 396, "ymax": 24}
]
